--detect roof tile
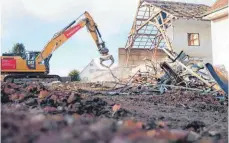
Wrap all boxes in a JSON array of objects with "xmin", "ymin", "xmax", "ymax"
[{"xmin": 143, "ymin": 0, "xmax": 210, "ymax": 19}]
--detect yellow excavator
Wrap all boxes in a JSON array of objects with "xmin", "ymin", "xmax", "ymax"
[{"xmin": 1, "ymin": 11, "xmax": 114, "ymax": 82}]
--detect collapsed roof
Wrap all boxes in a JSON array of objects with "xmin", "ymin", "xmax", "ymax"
[{"xmin": 124, "ymin": 0, "xmax": 210, "ymax": 50}]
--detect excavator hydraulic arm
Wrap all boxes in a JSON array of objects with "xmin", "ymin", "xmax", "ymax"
[{"xmin": 36, "ymin": 11, "xmax": 114, "ymax": 68}]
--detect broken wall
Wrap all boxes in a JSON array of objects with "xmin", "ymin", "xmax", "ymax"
[{"xmin": 118, "ymin": 48, "xmax": 167, "ymax": 66}]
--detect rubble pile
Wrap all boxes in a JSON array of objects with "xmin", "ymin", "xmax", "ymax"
[
  {"xmin": 1, "ymin": 82, "xmax": 130, "ymax": 118},
  {"xmin": 104, "ymin": 50, "xmax": 229, "ymax": 96},
  {"xmin": 1, "ymin": 81, "xmax": 228, "ymax": 143}
]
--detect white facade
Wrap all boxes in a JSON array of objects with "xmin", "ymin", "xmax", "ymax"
[
  {"xmin": 80, "ymin": 60, "xmax": 100, "ymax": 81},
  {"xmin": 80, "ymin": 59, "xmax": 118, "ymax": 82},
  {"xmin": 166, "ymin": 19, "xmax": 213, "ymax": 63},
  {"xmin": 203, "ymin": 7, "xmax": 229, "ymax": 71}
]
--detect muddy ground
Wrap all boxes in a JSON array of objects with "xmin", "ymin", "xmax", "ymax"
[{"xmin": 1, "ymin": 82, "xmax": 228, "ymax": 143}]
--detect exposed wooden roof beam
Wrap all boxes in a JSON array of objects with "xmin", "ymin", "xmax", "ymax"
[{"xmin": 136, "ymin": 10, "xmax": 161, "ymax": 32}]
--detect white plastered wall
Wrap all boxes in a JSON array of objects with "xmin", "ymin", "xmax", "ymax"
[
  {"xmin": 166, "ymin": 19, "xmax": 213, "ymax": 63},
  {"xmin": 211, "ymin": 15, "xmax": 229, "ymax": 71}
]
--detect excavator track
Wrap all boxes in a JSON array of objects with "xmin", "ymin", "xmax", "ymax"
[{"xmin": 3, "ymin": 74, "xmax": 62, "ymax": 83}]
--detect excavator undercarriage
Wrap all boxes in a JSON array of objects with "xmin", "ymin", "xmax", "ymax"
[{"xmin": 3, "ymin": 73, "xmax": 61, "ymax": 83}]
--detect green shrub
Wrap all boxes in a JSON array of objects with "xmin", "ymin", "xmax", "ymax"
[
  {"xmin": 12, "ymin": 43, "xmax": 25, "ymax": 55},
  {"xmin": 68, "ymin": 70, "xmax": 80, "ymax": 81}
]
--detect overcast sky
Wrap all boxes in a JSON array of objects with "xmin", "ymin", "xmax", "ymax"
[{"xmin": 1, "ymin": 0, "xmax": 216, "ymax": 76}]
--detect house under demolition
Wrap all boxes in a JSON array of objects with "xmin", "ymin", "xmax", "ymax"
[
  {"xmin": 79, "ymin": 0, "xmax": 227, "ymax": 94},
  {"xmin": 119, "ymin": 0, "xmax": 212, "ymax": 67}
]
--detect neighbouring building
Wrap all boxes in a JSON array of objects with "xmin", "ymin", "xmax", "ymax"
[
  {"xmin": 79, "ymin": 59, "xmax": 118, "ymax": 82},
  {"xmin": 122, "ymin": 0, "xmax": 213, "ymax": 66},
  {"xmin": 203, "ymin": 0, "xmax": 229, "ymax": 71}
]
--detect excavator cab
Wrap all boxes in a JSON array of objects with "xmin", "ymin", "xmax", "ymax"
[{"xmin": 25, "ymin": 51, "xmax": 40, "ymax": 69}]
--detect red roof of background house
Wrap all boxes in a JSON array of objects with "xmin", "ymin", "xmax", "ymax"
[{"xmin": 209, "ymin": 0, "xmax": 228, "ymax": 13}]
